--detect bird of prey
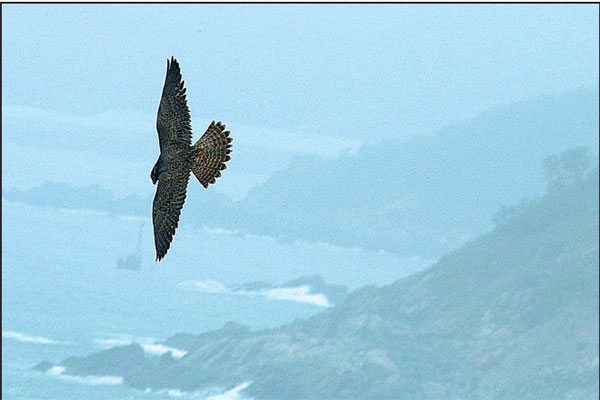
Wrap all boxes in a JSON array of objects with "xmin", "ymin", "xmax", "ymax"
[{"xmin": 150, "ymin": 57, "xmax": 232, "ymax": 261}]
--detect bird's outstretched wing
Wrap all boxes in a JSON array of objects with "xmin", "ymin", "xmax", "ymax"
[
  {"xmin": 191, "ymin": 121, "xmax": 233, "ymax": 188},
  {"xmin": 156, "ymin": 57, "xmax": 192, "ymax": 151},
  {"xmin": 152, "ymin": 166, "xmax": 191, "ymax": 261}
]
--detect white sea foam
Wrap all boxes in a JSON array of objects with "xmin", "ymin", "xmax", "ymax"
[
  {"xmin": 2, "ymin": 330, "xmax": 64, "ymax": 345},
  {"xmin": 48, "ymin": 366, "xmax": 66, "ymax": 375},
  {"xmin": 85, "ymin": 375, "xmax": 124, "ymax": 385},
  {"xmin": 142, "ymin": 343, "xmax": 187, "ymax": 359},
  {"xmin": 93, "ymin": 333, "xmax": 156, "ymax": 347},
  {"xmin": 94, "ymin": 334, "xmax": 187, "ymax": 359},
  {"xmin": 56, "ymin": 374, "xmax": 123, "ymax": 386},
  {"xmin": 266, "ymin": 286, "xmax": 330, "ymax": 307},
  {"xmin": 166, "ymin": 388, "xmax": 185, "ymax": 397},
  {"xmin": 178, "ymin": 280, "xmax": 229, "ymax": 294},
  {"xmin": 46, "ymin": 366, "xmax": 123, "ymax": 386},
  {"xmin": 180, "ymin": 280, "xmax": 331, "ymax": 307},
  {"xmin": 153, "ymin": 387, "xmax": 217, "ymax": 398},
  {"xmin": 93, "ymin": 337, "xmax": 135, "ymax": 347},
  {"xmin": 207, "ymin": 381, "xmax": 253, "ymax": 400},
  {"xmin": 150, "ymin": 383, "xmax": 254, "ymax": 399}
]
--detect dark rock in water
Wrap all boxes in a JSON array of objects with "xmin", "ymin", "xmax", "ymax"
[
  {"xmin": 61, "ymin": 344, "xmax": 146, "ymax": 378},
  {"xmin": 46, "ymin": 174, "xmax": 600, "ymax": 398},
  {"xmin": 33, "ymin": 360, "xmax": 53, "ymax": 372},
  {"xmin": 162, "ymin": 333, "xmax": 205, "ymax": 353},
  {"xmin": 163, "ymin": 322, "xmax": 252, "ymax": 354}
]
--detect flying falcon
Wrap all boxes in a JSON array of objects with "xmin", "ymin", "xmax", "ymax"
[{"xmin": 151, "ymin": 57, "xmax": 232, "ymax": 261}]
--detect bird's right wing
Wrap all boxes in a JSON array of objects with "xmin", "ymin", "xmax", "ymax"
[
  {"xmin": 152, "ymin": 166, "xmax": 191, "ymax": 261},
  {"xmin": 156, "ymin": 57, "xmax": 193, "ymax": 151}
]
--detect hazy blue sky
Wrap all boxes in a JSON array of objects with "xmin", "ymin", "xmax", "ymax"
[
  {"xmin": 2, "ymin": 7, "xmax": 598, "ymax": 398},
  {"xmin": 2, "ymin": 4, "xmax": 598, "ymax": 198}
]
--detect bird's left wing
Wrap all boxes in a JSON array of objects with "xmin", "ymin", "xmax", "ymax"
[
  {"xmin": 156, "ymin": 57, "xmax": 192, "ymax": 151},
  {"xmin": 152, "ymin": 166, "xmax": 191, "ymax": 261}
]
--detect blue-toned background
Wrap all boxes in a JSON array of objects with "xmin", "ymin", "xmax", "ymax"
[{"xmin": 2, "ymin": 4, "xmax": 598, "ymax": 399}]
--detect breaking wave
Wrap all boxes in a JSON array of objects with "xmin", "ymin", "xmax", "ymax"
[
  {"xmin": 94, "ymin": 334, "xmax": 187, "ymax": 358},
  {"xmin": 207, "ymin": 381, "xmax": 253, "ymax": 400},
  {"xmin": 179, "ymin": 280, "xmax": 330, "ymax": 307},
  {"xmin": 47, "ymin": 366, "xmax": 123, "ymax": 386},
  {"xmin": 2, "ymin": 330, "xmax": 65, "ymax": 345},
  {"xmin": 149, "ymin": 381, "xmax": 253, "ymax": 399}
]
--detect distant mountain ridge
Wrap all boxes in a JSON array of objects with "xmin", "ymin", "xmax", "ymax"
[
  {"xmin": 36, "ymin": 167, "xmax": 599, "ymax": 399},
  {"xmin": 5, "ymin": 88, "xmax": 598, "ymax": 259}
]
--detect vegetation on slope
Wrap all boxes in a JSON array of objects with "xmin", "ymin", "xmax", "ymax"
[{"xmin": 40, "ymin": 151, "xmax": 599, "ymax": 399}]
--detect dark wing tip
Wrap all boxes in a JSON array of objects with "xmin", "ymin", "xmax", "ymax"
[
  {"xmin": 165, "ymin": 57, "xmax": 182, "ymax": 85},
  {"xmin": 155, "ymin": 234, "xmax": 171, "ymax": 261},
  {"xmin": 160, "ymin": 58, "xmax": 188, "ymax": 113},
  {"xmin": 166, "ymin": 57, "xmax": 178, "ymax": 72}
]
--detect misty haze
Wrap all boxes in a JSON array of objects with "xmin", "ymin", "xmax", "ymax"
[{"xmin": 2, "ymin": 4, "xmax": 599, "ymax": 400}]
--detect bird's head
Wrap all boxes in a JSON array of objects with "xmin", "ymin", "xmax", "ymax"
[{"xmin": 150, "ymin": 163, "xmax": 159, "ymax": 185}]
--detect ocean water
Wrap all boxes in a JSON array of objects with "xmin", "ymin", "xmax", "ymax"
[{"xmin": 2, "ymin": 200, "xmax": 431, "ymax": 399}]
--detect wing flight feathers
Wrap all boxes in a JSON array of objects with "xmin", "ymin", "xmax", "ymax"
[
  {"xmin": 156, "ymin": 57, "xmax": 193, "ymax": 150},
  {"xmin": 152, "ymin": 168, "xmax": 191, "ymax": 261}
]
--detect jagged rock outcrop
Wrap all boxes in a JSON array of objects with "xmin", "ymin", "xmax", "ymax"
[{"xmin": 39, "ymin": 173, "xmax": 599, "ymax": 399}]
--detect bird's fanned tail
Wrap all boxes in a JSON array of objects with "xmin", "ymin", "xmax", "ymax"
[{"xmin": 191, "ymin": 121, "xmax": 233, "ymax": 188}]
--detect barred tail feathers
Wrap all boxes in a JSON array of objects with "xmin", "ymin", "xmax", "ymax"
[{"xmin": 191, "ymin": 121, "xmax": 232, "ymax": 188}]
